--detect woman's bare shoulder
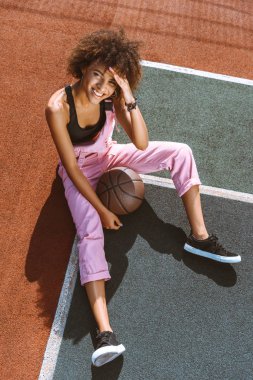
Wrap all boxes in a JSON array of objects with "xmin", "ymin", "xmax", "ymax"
[
  {"xmin": 45, "ymin": 86, "xmax": 71, "ymax": 130},
  {"xmin": 46, "ymin": 87, "xmax": 69, "ymax": 116}
]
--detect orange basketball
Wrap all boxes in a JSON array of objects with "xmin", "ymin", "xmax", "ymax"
[{"xmin": 96, "ymin": 167, "xmax": 145, "ymax": 215}]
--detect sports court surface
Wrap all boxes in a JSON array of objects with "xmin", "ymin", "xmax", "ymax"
[{"xmin": 1, "ymin": 1, "xmax": 253, "ymax": 379}]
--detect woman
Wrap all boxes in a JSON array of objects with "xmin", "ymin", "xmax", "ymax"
[{"xmin": 45, "ymin": 29, "xmax": 241, "ymax": 367}]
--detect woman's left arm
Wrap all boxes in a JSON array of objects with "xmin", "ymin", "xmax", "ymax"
[{"xmin": 110, "ymin": 68, "xmax": 149, "ymax": 150}]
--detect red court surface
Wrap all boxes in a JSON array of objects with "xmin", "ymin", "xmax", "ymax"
[{"xmin": 1, "ymin": 1, "xmax": 252, "ymax": 378}]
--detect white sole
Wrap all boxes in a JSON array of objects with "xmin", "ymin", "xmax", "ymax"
[
  {"xmin": 91, "ymin": 344, "xmax": 126, "ymax": 367},
  {"xmin": 184, "ymin": 243, "xmax": 241, "ymax": 263}
]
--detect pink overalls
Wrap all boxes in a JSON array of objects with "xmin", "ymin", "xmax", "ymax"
[{"xmin": 58, "ymin": 103, "xmax": 201, "ymax": 285}]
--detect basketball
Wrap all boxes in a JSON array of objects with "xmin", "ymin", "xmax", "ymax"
[{"xmin": 96, "ymin": 167, "xmax": 145, "ymax": 215}]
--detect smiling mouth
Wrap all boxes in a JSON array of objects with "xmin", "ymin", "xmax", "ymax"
[{"xmin": 92, "ymin": 88, "xmax": 104, "ymax": 98}]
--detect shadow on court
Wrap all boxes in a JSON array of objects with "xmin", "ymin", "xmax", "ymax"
[
  {"xmin": 25, "ymin": 168, "xmax": 249, "ymax": 379},
  {"xmin": 25, "ymin": 170, "xmax": 76, "ymax": 327},
  {"xmin": 52, "ymin": 184, "xmax": 253, "ymax": 380},
  {"xmin": 61, "ymin": 198, "xmax": 238, "ymax": 340},
  {"xmin": 25, "ymin": 176, "xmax": 237, "ymax": 333},
  {"xmin": 55, "ymin": 193, "xmax": 241, "ymax": 379}
]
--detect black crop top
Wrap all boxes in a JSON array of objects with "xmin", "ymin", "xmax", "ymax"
[{"xmin": 65, "ymin": 85, "xmax": 107, "ymax": 145}]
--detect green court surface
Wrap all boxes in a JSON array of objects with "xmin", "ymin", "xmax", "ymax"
[
  {"xmin": 119, "ymin": 67, "xmax": 253, "ymax": 193},
  {"xmin": 46, "ymin": 67, "xmax": 253, "ymax": 379},
  {"xmin": 53, "ymin": 187, "xmax": 253, "ymax": 380}
]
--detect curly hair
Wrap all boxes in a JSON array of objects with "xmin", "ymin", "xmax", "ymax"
[{"xmin": 67, "ymin": 29, "xmax": 142, "ymax": 93}]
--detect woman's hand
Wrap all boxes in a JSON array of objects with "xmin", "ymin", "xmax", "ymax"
[
  {"xmin": 99, "ymin": 208, "xmax": 123, "ymax": 230},
  {"xmin": 109, "ymin": 66, "xmax": 149, "ymax": 151},
  {"xmin": 109, "ymin": 67, "xmax": 135, "ymax": 104}
]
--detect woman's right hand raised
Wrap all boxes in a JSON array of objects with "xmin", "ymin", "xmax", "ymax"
[{"xmin": 99, "ymin": 208, "xmax": 123, "ymax": 230}]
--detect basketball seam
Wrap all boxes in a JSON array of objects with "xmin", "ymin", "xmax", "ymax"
[
  {"xmin": 109, "ymin": 171, "xmax": 129, "ymax": 214},
  {"xmin": 97, "ymin": 179, "xmax": 143, "ymax": 196},
  {"xmin": 117, "ymin": 183, "xmax": 144, "ymax": 201},
  {"xmin": 107, "ymin": 181, "xmax": 111, "ymax": 210},
  {"xmin": 97, "ymin": 179, "xmax": 111, "ymax": 209},
  {"xmin": 96, "ymin": 180, "xmax": 110, "ymax": 196}
]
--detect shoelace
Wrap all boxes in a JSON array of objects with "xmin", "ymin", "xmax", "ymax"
[
  {"xmin": 209, "ymin": 234, "xmax": 229, "ymax": 255},
  {"xmin": 97, "ymin": 331, "xmax": 112, "ymax": 348}
]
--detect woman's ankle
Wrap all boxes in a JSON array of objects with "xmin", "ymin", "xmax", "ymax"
[
  {"xmin": 191, "ymin": 229, "xmax": 209, "ymax": 240},
  {"xmin": 98, "ymin": 325, "xmax": 113, "ymax": 333}
]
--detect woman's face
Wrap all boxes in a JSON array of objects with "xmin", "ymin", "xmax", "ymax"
[{"xmin": 82, "ymin": 62, "xmax": 118, "ymax": 104}]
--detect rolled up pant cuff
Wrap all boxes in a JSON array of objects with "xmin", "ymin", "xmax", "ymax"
[
  {"xmin": 80, "ymin": 271, "xmax": 111, "ymax": 286},
  {"xmin": 178, "ymin": 179, "xmax": 202, "ymax": 197}
]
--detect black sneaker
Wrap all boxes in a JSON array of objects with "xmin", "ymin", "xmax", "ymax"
[
  {"xmin": 184, "ymin": 234, "xmax": 241, "ymax": 263},
  {"xmin": 91, "ymin": 331, "xmax": 125, "ymax": 367}
]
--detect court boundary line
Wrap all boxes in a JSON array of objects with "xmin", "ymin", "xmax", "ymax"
[
  {"xmin": 141, "ymin": 175, "xmax": 253, "ymax": 203},
  {"xmin": 141, "ymin": 60, "xmax": 253, "ymax": 86},
  {"xmin": 38, "ymin": 178, "xmax": 253, "ymax": 380},
  {"xmin": 38, "ymin": 238, "xmax": 78, "ymax": 380}
]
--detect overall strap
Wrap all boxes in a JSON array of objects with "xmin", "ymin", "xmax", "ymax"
[
  {"xmin": 104, "ymin": 99, "xmax": 114, "ymax": 112},
  {"xmin": 65, "ymin": 85, "xmax": 77, "ymax": 120}
]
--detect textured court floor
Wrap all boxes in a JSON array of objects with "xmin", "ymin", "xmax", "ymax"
[{"xmin": 53, "ymin": 185, "xmax": 253, "ymax": 380}]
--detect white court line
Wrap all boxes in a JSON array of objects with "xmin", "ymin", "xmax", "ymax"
[
  {"xmin": 38, "ymin": 177, "xmax": 253, "ymax": 380},
  {"xmin": 38, "ymin": 238, "xmax": 79, "ymax": 380},
  {"xmin": 141, "ymin": 175, "xmax": 253, "ymax": 204},
  {"xmin": 39, "ymin": 61, "xmax": 253, "ymax": 379},
  {"xmin": 141, "ymin": 60, "xmax": 253, "ymax": 86}
]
